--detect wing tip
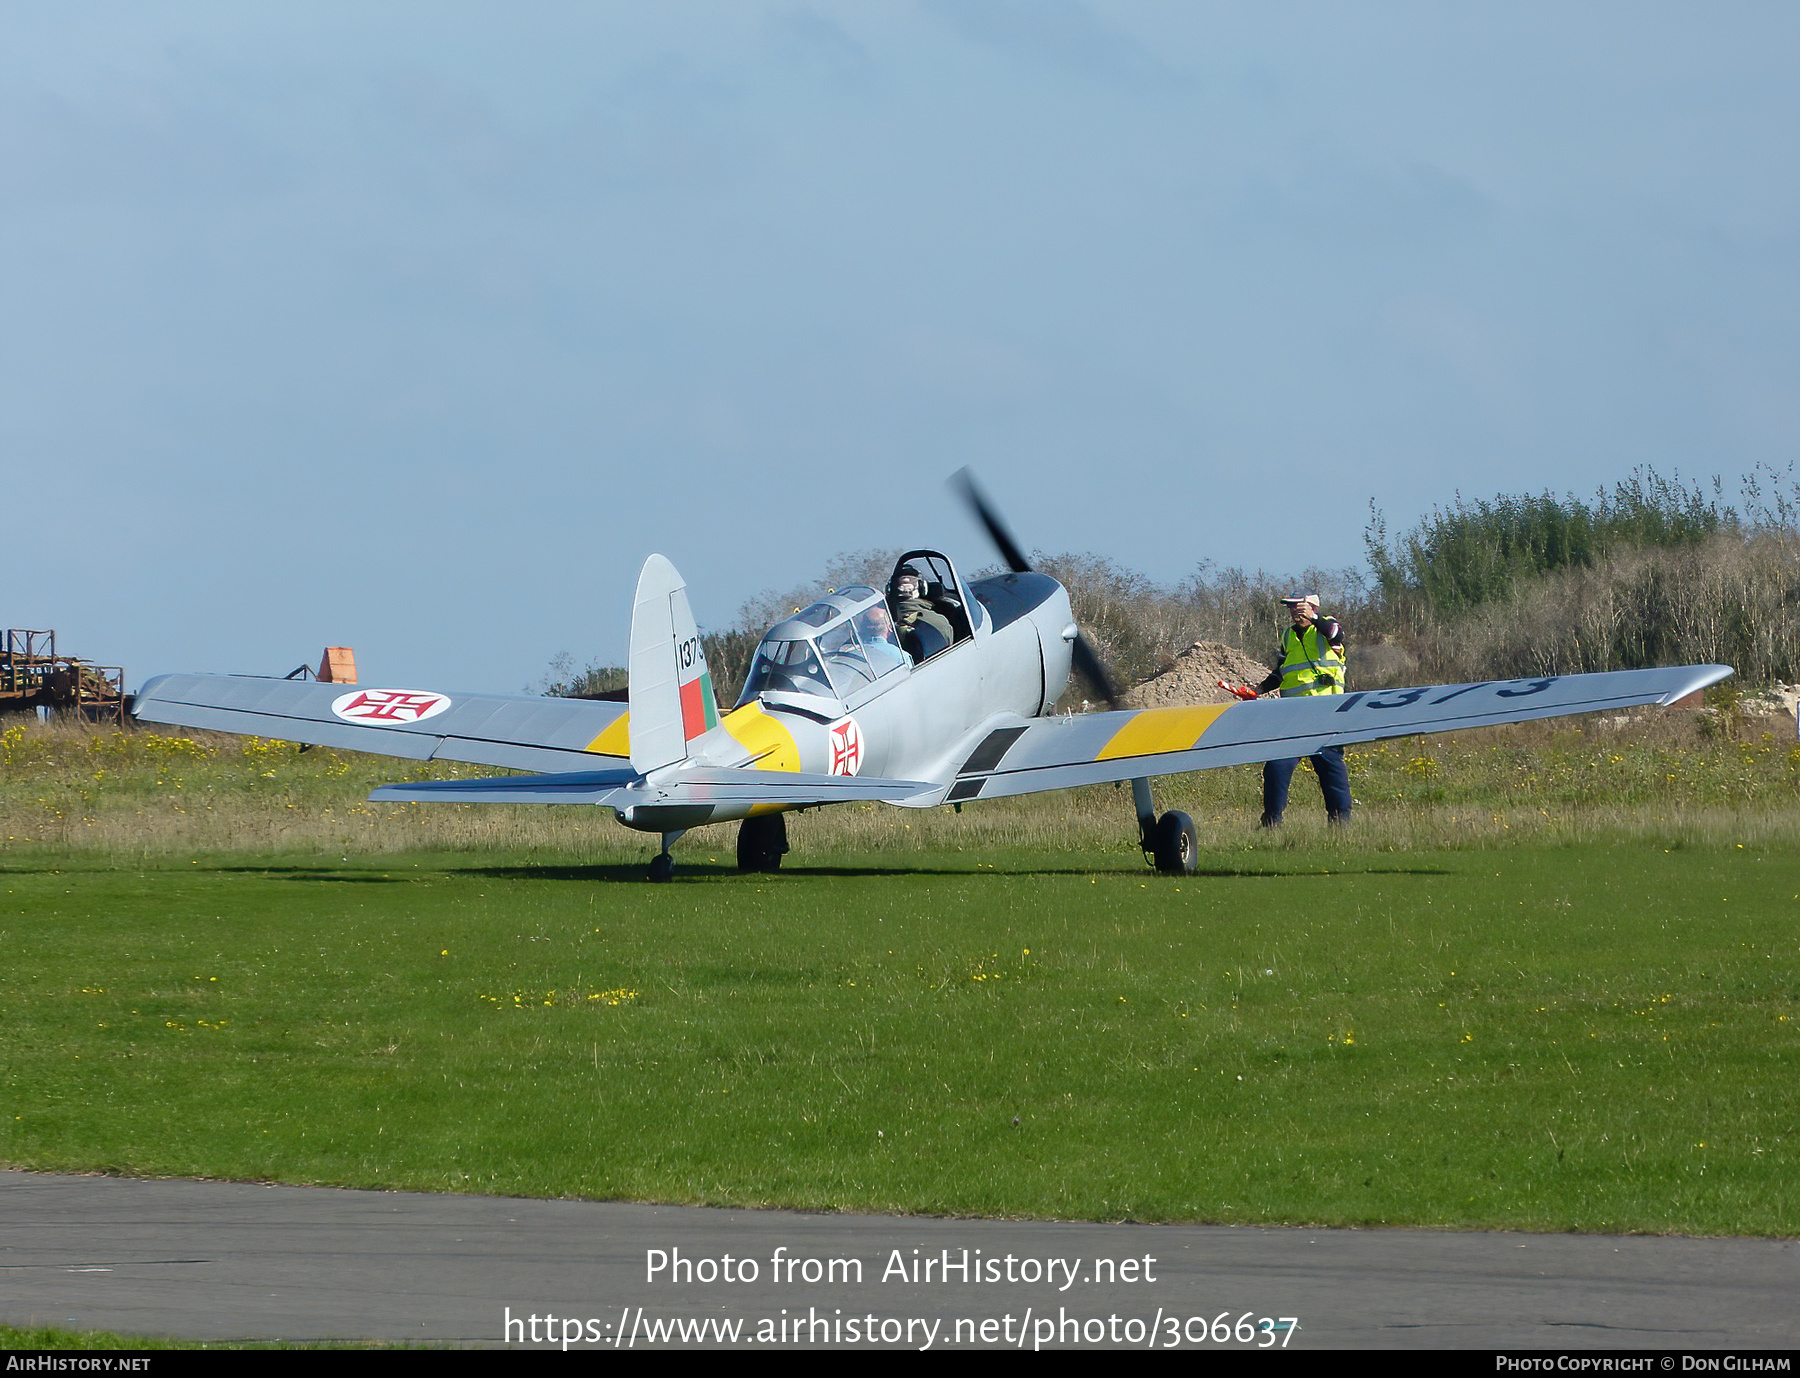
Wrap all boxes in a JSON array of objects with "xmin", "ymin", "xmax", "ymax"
[{"xmin": 1659, "ymin": 664, "xmax": 1734, "ymax": 706}]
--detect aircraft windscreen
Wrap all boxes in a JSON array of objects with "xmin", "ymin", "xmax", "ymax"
[{"xmin": 739, "ymin": 638, "xmax": 834, "ymax": 701}]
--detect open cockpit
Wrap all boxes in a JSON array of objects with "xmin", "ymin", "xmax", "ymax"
[{"xmin": 885, "ymin": 550, "xmax": 981, "ymax": 661}]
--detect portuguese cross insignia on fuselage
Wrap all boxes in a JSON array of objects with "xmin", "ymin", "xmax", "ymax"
[{"xmin": 827, "ymin": 715, "xmax": 863, "ymax": 776}]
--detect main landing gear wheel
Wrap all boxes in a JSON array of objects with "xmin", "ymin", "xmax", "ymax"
[
  {"xmin": 1151, "ymin": 810, "xmax": 1197, "ymax": 876},
  {"xmin": 647, "ymin": 852, "xmax": 675, "ymax": 883},
  {"xmin": 737, "ymin": 813, "xmax": 788, "ymax": 873}
]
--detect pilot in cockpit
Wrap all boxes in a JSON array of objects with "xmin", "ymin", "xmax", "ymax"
[
  {"xmin": 853, "ymin": 602, "xmax": 910, "ymax": 677},
  {"xmin": 888, "ymin": 565, "xmax": 954, "ymax": 663}
]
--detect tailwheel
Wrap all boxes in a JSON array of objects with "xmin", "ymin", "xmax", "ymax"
[
  {"xmin": 646, "ymin": 828, "xmax": 687, "ymax": 882},
  {"xmin": 1152, "ymin": 810, "xmax": 1197, "ymax": 876},
  {"xmin": 737, "ymin": 813, "xmax": 788, "ymax": 873}
]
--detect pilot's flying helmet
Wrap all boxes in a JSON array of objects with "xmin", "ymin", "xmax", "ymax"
[{"xmin": 890, "ymin": 565, "xmax": 925, "ymax": 600}]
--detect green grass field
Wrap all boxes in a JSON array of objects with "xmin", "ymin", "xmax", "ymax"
[
  {"xmin": 0, "ymin": 1324, "xmax": 349, "ymax": 1352},
  {"xmin": 4, "ymin": 815, "xmax": 1796, "ymax": 1234},
  {"xmin": 3, "ymin": 712, "xmax": 1797, "ymax": 1235}
]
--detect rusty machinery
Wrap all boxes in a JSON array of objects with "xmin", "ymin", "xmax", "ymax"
[
  {"xmin": 2, "ymin": 633, "xmax": 357, "ymax": 729},
  {"xmin": 1, "ymin": 629, "xmax": 128, "ymax": 725}
]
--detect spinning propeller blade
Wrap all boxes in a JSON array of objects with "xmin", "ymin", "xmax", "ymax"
[
  {"xmin": 950, "ymin": 468, "xmax": 1032, "ymax": 574},
  {"xmin": 949, "ymin": 467, "xmax": 1125, "ymax": 710},
  {"xmin": 1068, "ymin": 635, "xmax": 1124, "ymax": 712}
]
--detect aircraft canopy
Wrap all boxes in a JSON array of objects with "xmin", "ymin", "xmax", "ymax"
[{"xmin": 738, "ymin": 585, "xmax": 909, "ymax": 706}]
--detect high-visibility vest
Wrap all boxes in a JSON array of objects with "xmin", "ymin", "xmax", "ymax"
[{"xmin": 1278, "ymin": 622, "xmax": 1346, "ymax": 696}]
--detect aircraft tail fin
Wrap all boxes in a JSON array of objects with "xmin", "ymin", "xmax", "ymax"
[{"xmin": 627, "ymin": 554, "xmax": 720, "ymax": 774}]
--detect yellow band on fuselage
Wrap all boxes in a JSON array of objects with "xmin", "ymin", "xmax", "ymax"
[{"xmin": 721, "ymin": 701, "xmax": 803, "ymax": 772}]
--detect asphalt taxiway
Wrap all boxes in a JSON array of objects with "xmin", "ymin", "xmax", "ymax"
[{"xmin": 2, "ymin": 1171, "xmax": 1793, "ymax": 1348}]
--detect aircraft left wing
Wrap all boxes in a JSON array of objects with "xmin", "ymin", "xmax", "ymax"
[
  {"xmin": 132, "ymin": 674, "xmax": 631, "ymax": 773},
  {"xmin": 928, "ymin": 664, "xmax": 1732, "ymax": 804}
]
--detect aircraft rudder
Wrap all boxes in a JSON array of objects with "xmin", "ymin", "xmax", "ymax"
[{"xmin": 627, "ymin": 553, "xmax": 719, "ymax": 772}]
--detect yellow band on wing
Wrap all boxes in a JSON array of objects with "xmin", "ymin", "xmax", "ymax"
[
  {"xmin": 586, "ymin": 712, "xmax": 631, "ymax": 758},
  {"xmin": 1094, "ymin": 704, "xmax": 1231, "ymax": 761}
]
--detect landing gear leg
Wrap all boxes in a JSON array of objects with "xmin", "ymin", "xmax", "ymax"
[
  {"xmin": 737, "ymin": 813, "xmax": 788, "ymax": 873},
  {"xmin": 647, "ymin": 829, "xmax": 687, "ymax": 883},
  {"xmin": 1132, "ymin": 777, "xmax": 1197, "ymax": 877},
  {"xmin": 1131, "ymin": 778, "xmax": 1158, "ymax": 853}
]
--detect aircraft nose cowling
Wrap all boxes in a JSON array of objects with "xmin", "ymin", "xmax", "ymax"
[{"xmin": 1034, "ymin": 619, "xmax": 1076, "ymax": 716}]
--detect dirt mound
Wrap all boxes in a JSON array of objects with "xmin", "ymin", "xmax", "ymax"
[
  {"xmin": 1123, "ymin": 640, "xmax": 1270, "ymax": 709},
  {"xmin": 1745, "ymin": 683, "xmax": 1800, "ymax": 720}
]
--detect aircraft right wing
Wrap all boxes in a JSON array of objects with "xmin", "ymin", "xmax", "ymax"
[
  {"xmin": 930, "ymin": 664, "xmax": 1732, "ymax": 804},
  {"xmin": 132, "ymin": 674, "xmax": 631, "ymax": 773}
]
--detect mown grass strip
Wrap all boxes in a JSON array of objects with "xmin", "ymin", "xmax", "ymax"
[
  {"xmin": 0, "ymin": 1322, "xmax": 428, "ymax": 1350},
  {"xmin": 4, "ymin": 714, "xmax": 1800, "ymax": 860},
  {"xmin": 4, "ymin": 841, "xmax": 1794, "ymax": 1235}
]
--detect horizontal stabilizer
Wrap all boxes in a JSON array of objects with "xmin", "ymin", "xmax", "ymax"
[
  {"xmin": 643, "ymin": 767, "xmax": 934, "ymax": 806},
  {"xmin": 371, "ymin": 768, "xmax": 639, "ymax": 805},
  {"xmin": 369, "ymin": 765, "xmax": 933, "ymax": 808}
]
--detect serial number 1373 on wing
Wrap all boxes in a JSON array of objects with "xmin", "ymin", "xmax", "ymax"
[{"xmin": 133, "ymin": 490, "xmax": 1729, "ymax": 881}]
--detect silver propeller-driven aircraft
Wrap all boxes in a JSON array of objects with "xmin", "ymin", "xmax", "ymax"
[{"xmin": 132, "ymin": 475, "xmax": 1731, "ymax": 880}]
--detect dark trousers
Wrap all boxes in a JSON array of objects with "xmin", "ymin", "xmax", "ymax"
[{"xmin": 1262, "ymin": 746, "xmax": 1352, "ymax": 825}]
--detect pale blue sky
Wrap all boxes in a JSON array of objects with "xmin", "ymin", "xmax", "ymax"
[{"xmin": 4, "ymin": 3, "xmax": 1795, "ymax": 690}]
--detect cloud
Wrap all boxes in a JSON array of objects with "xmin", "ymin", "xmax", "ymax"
[
  {"xmin": 362, "ymin": 63, "xmax": 743, "ymax": 207},
  {"xmin": 1231, "ymin": 158, "xmax": 1496, "ymax": 254},
  {"xmin": 893, "ymin": 322, "xmax": 1043, "ymax": 396},
  {"xmin": 920, "ymin": 0, "xmax": 1183, "ymax": 88},
  {"xmin": 767, "ymin": 7, "xmax": 878, "ymax": 84},
  {"xmin": 1382, "ymin": 294, "xmax": 1521, "ymax": 413},
  {"xmin": 0, "ymin": 81, "xmax": 295, "ymax": 203}
]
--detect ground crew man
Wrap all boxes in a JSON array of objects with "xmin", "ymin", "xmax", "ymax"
[{"xmin": 1253, "ymin": 592, "xmax": 1351, "ymax": 826}]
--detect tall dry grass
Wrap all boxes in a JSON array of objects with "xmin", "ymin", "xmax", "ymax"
[
  {"xmin": 1372, "ymin": 531, "xmax": 1800, "ymax": 686},
  {"xmin": 532, "ymin": 466, "xmax": 1800, "ymax": 706},
  {"xmin": 5, "ymin": 710, "xmax": 1796, "ymax": 864}
]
